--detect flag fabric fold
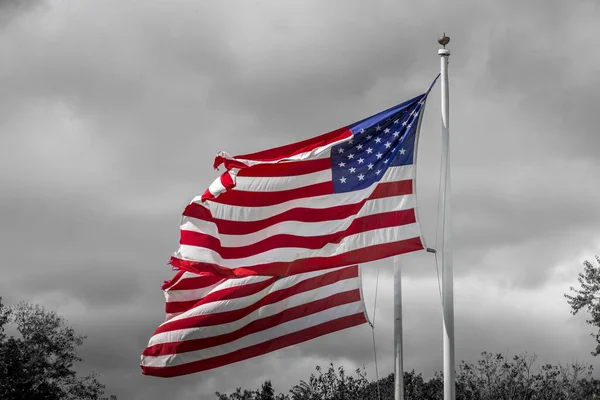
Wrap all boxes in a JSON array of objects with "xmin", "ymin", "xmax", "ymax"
[
  {"xmin": 170, "ymin": 91, "xmax": 431, "ymax": 278},
  {"xmin": 141, "ymin": 265, "xmax": 368, "ymax": 378}
]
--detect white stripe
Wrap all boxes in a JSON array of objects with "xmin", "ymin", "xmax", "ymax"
[
  {"xmin": 198, "ymin": 164, "xmax": 414, "ymax": 223},
  {"xmin": 165, "ymin": 280, "xmax": 224, "ymax": 303},
  {"xmin": 176, "ymin": 222, "xmax": 421, "ymax": 268},
  {"xmin": 381, "ymin": 164, "xmax": 413, "ymax": 181},
  {"xmin": 161, "ymin": 267, "xmax": 348, "ymax": 326},
  {"xmin": 219, "ymin": 135, "xmax": 351, "ymax": 169},
  {"xmin": 166, "ymin": 275, "xmax": 273, "ymax": 304},
  {"xmin": 206, "ymin": 175, "xmax": 227, "ymax": 198},
  {"xmin": 208, "ymin": 184, "xmax": 371, "ymax": 222},
  {"xmin": 141, "ymin": 301, "xmax": 364, "ymax": 367},
  {"xmin": 180, "ymin": 274, "xmax": 271, "ymax": 292},
  {"xmin": 166, "ymin": 267, "xmax": 345, "ymax": 309},
  {"xmin": 234, "ymin": 169, "xmax": 332, "ymax": 192},
  {"xmin": 165, "ymin": 312, "xmax": 183, "ymax": 321},
  {"xmin": 172, "ymin": 271, "xmax": 197, "ymax": 282},
  {"xmin": 182, "ymin": 194, "xmax": 416, "ymax": 248},
  {"xmin": 150, "ymin": 277, "xmax": 359, "ymax": 346}
]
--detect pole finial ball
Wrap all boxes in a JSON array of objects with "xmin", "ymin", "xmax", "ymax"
[{"xmin": 438, "ymin": 33, "xmax": 450, "ymax": 47}]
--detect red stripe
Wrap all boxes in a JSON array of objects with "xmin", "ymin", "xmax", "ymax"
[
  {"xmin": 164, "ymin": 274, "xmax": 223, "ymax": 291},
  {"xmin": 165, "ymin": 299, "xmax": 204, "ymax": 314},
  {"xmin": 154, "ymin": 266, "xmax": 358, "ymax": 334},
  {"xmin": 183, "ymin": 179, "xmax": 413, "ymax": 235},
  {"xmin": 195, "ymin": 277, "xmax": 275, "ymax": 304},
  {"xmin": 162, "ymin": 271, "xmax": 185, "ymax": 291},
  {"xmin": 236, "ymin": 158, "xmax": 331, "ymax": 178},
  {"xmin": 221, "ymin": 171, "xmax": 235, "ymax": 188},
  {"xmin": 183, "ymin": 202, "xmax": 212, "ymax": 221},
  {"xmin": 170, "ymin": 236, "xmax": 424, "ymax": 278},
  {"xmin": 210, "ymin": 181, "xmax": 334, "ymax": 207},
  {"xmin": 141, "ymin": 312, "xmax": 366, "ymax": 377},
  {"xmin": 180, "ymin": 209, "xmax": 416, "ymax": 259},
  {"xmin": 200, "ymin": 188, "xmax": 214, "ymax": 202},
  {"xmin": 232, "ymin": 127, "xmax": 351, "ymax": 163},
  {"xmin": 165, "ymin": 277, "xmax": 275, "ymax": 314},
  {"xmin": 188, "ymin": 202, "xmax": 367, "ymax": 235},
  {"xmin": 370, "ymin": 180, "xmax": 413, "ymax": 200},
  {"xmin": 146, "ymin": 289, "xmax": 360, "ymax": 357},
  {"xmin": 200, "ymin": 171, "xmax": 237, "ymax": 202}
]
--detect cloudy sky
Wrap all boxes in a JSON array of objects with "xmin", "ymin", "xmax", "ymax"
[{"xmin": 1, "ymin": 0, "xmax": 599, "ymax": 398}]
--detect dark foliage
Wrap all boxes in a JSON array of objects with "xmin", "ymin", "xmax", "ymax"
[
  {"xmin": 289, "ymin": 364, "xmax": 369, "ymax": 400},
  {"xmin": 566, "ymin": 255, "xmax": 600, "ymax": 356},
  {"xmin": 216, "ymin": 381, "xmax": 287, "ymax": 400},
  {"xmin": 215, "ymin": 352, "xmax": 600, "ymax": 400},
  {"xmin": 0, "ymin": 297, "xmax": 116, "ymax": 400},
  {"xmin": 455, "ymin": 352, "xmax": 599, "ymax": 400}
]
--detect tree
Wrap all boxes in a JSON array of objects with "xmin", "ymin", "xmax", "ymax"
[
  {"xmin": 360, "ymin": 370, "xmax": 443, "ymax": 400},
  {"xmin": 290, "ymin": 364, "xmax": 369, "ymax": 400},
  {"xmin": 0, "ymin": 297, "xmax": 116, "ymax": 400},
  {"xmin": 455, "ymin": 352, "xmax": 600, "ymax": 400},
  {"xmin": 217, "ymin": 354, "xmax": 600, "ymax": 400},
  {"xmin": 565, "ymin": 255, "xmax": 600, "ymax": 355},
  {"xmin": 216, "ymin": 381, "xmax": 288, "ymax": 400}
]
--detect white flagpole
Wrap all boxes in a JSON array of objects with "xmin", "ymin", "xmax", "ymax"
[
  {"xmin": 393, "ymin": 257, "xmax": 404, "ymax": 400},
  {"xmin": 438, "ymin": 33, "xmax": 455, "ymax": 400}
]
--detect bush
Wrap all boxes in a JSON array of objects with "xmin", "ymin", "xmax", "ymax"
[{"xmin": 215, "ymin": 352, "xmax": 600, "ymax": 400}]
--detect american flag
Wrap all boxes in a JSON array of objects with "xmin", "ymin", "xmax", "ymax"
[
  {"xmin": 170, "ymin": 91, "xmax": 431, "ymax": 277},
  {"xmin": 140, "ymin": 265, "xmax": 367, "ymax": 377}
]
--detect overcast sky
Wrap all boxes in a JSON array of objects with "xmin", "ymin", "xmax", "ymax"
[{"xmin": 1, "ymin": 0, "xmax": 599, "ymax": 398}]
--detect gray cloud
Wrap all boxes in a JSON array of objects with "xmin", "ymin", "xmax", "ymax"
[{"xmin": 0, "ymin": 0, "xmax": 599, "ymax": 399}]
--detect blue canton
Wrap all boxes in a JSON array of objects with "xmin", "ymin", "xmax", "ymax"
[{"xmin": 331, "ymin": 94, "xmax": 427, "ymax": 193}]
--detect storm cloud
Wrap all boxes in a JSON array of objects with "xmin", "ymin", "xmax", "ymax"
[{"xmin": 0, "ymin": 1, "xmax": 598, "ymax": 398}]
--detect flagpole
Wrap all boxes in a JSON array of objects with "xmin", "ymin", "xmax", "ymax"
[
  {"xmin": 438, "ymin": 33, "xmax": 455, "ymax": 400},
  {"xmin": 393, "ymin": 257, "xmax": 404, "ymax": 400}
]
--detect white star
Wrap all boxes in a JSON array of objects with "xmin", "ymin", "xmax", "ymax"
[
  {"xmin": 393, "ymin": 119, "xmax": 400, "ymax": 124},
  {"xmin": 376, "ymin": 169, "xmax": 382, "ymax": 175},
  {"xmin": 360, "ymin": 129, "xmax": 365, "ymax": 133},
  {"xmin": 384, "ymin": 128, "xmax": 391, "ymax": 133},
  {"xmin": 393, "ymin": 131, "xmax": 400, "ymax": 137},
  {"xmin": 340, "ymin": 176, "xmax": 347, "ymax": 183},
  {"xmin": 338, "ymin": 148, "xmax": 344, "ymax": 154},
  {"xmin": 338, "ymin": 162, "xmax": 346, "ymax": 167},
  {"xmin": 407, "ymin": 123, "xmax": 412, "ymax": 129},
  {"xmin": 384, "ymin": 142, "xmax": 391, "ymax": 148},
  {"xmin": 349, "ymin": 167, "xmax": 356, "ymax": 173},
  {"xmin": 356, "ymin": 144, "xmax": 363, "ymax": 150},
  {"xmin": 384, "ymin": 158, "xmax": 389, "ymax": 164},
  {"xmin": 376, "ymin": 152, "xmax": 383, "ymax": 159},
  {"xmin": 367, "ymin": 163, "xmax": 374, "ymax": 170},
  {"xmin": 399, "ymin": 148, "xmax": 406, "ymax": 155},
  {"xmin": 375, "ymin": 137, "xmax": 382, "ymax": 143},
  {"xmin": 414, "ymin": 111, "xmax": 419, "ymax": 117},
  {"xmin": 366, "ymin": 134, "xmax": 372, "ymax": 140},
  {"xmin": 375, "ymin": 125, "xmax": 382, "ymax": 131},
  {"xmin": 357, "ymin": 158, "xmax": 364, "ymax": 164},
  {"xmin": 348, "ymin": 139, "xmax": 354, "ymax": 144},
  {"xmin": 366, "ymin": 147, "xmax": 373, "ymax": 154},
  {"xmin": 347, "ymin": 153, "xmax": 354, "ymax": 159},
  {"xmin": 358, "ymin": 174, "xmax": 365, "ymax": 181},
  {"xmin": 402, "ymin": 120, "xmax": 408, "ymax": 127}
]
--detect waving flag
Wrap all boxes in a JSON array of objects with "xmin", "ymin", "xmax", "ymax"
[
  {"xmin": 141, "ymin": 265, "xmax": 367, "ymax": 377},
  {"xmin": 171, "ymin": 90, "xmax": 432, "ymax": 277}
]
